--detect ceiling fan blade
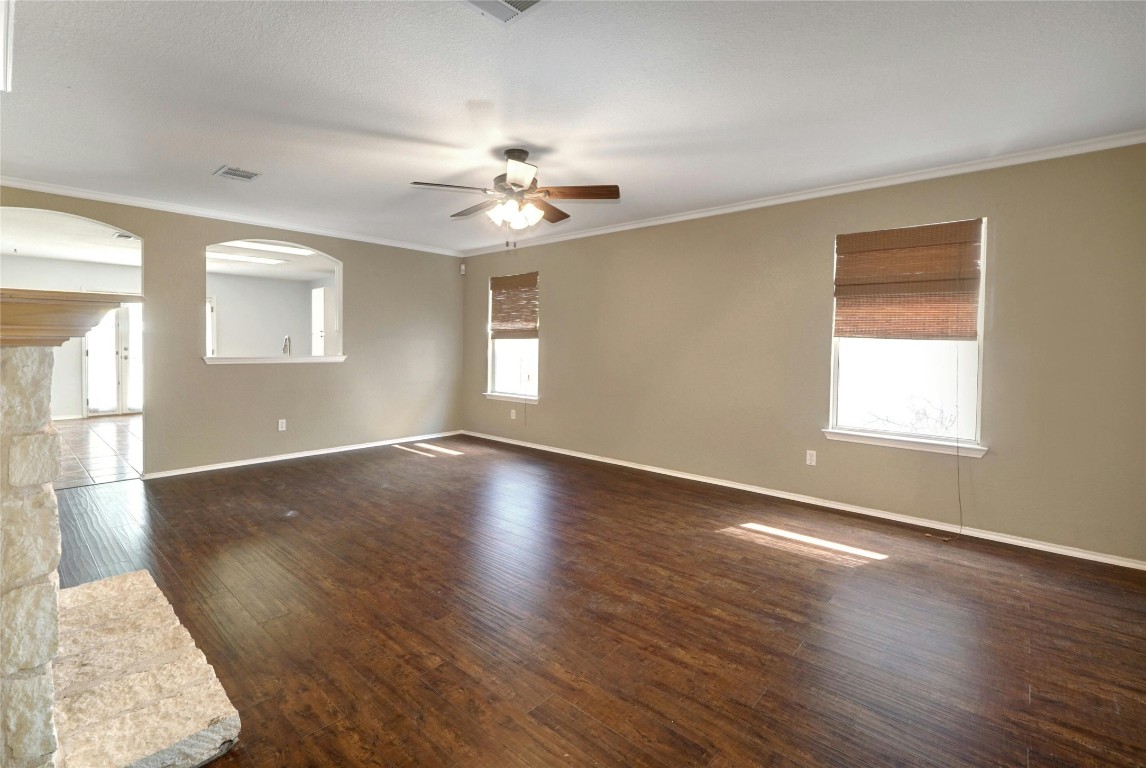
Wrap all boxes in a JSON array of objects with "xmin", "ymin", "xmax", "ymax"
[
  {"xmin": 506, "ymin": 159, "xmax": 538, "ymax": 190},
  {"xmin": 451, "ymin": 200, "xmax": 500, "ymax": 218},
  {"xmin": 411, "ymin": 182, "xmax": 493, "ymax": 194},
  {"xmin": 531, "ymin": 198, "xmax": 570, "ymax": 223},
  {"xmin": 537, "ymin": 185, "xmax": 620, "ymax": 200}
]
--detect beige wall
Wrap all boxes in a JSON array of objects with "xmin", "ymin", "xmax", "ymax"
[
  {"xmin": 1, "ymin": 187, "xmax": 463, "ymax": 474},
  {"xmin": 461, "ymin": 145, "xmax": 1146, "ymax": 561}
]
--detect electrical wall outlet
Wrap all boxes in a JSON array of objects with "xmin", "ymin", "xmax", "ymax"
[
  {"xmin": 806, "ymin": 450, "xmax": 816, "ymax": 466},
  {"xmin": 278, "ymin": 419, "xmax": 287, "ymax": 432},
  {"xmin": 510, "ymin": 409, "xmax": 517, "ymax": 420}
]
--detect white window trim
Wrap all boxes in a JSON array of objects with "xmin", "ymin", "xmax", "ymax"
[
  {"xmin": 483, "ymin": 392, "xmax": 539, "ymax": 404},
  {"xmin": 487, "ymin": 340, "xmax": 538, "ymax": 401},
  {"xmin": 827, "ymin": 217, "xmax": 989, "ymax": 459},
  {"xmin": 826, "ymin": 337, "xmax": 985, "ymax": 456},
  {"xmin": 487, "ymin": 280, "xmax": 539, "ymax": 402},
  {"xmin": 203, "ymin": 355, "xmax": 347, "ymax": 365},
  {"xmin": 823, "ymin": 428, "xmax": 987, "ymax": 457}
]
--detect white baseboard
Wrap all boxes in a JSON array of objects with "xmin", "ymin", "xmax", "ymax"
[
  {"xmin": 460, "ymin": 431, "xmax": 1146, "ymax": 572},
  {"xmin": 142, "ymin": 430, "xmax": 463, "ymax": 480}
]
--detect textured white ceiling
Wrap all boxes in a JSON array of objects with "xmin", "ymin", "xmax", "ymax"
[{"xmin": 1, "ymin": 1, "xmax": 1143, "ymax": 256}]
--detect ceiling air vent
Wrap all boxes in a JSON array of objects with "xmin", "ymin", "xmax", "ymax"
[
  {"xmin": 213, "ymin": 165, "xmax": 261, "ymax": 182},
  {"xmin": 111, "ymin": 231, "xmax": 138, "ymax": 241},
  {"xmin": 464, "ymin": 0, "xmax": 541, "ymax": 25}
]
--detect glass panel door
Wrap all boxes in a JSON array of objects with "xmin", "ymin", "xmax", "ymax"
[
  {"xmin": 122, "ymin": 303, "xmax": 143, "ymax": 413},
  {"xmin": 83, "ymin": 311, "xmax": 119, "ymax": 415}
]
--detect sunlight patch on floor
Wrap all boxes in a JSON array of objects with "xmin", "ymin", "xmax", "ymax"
[
  {"xmin": 720, "ymin": 522, "xmax": 888, "ymax": 566},
  {"xmin": 415, "ymin": 442, "xmax": 464, "ymax": 456},
  {"xmin": 394, "ymin": 444, "xmax": 436, "ymax": 457}
]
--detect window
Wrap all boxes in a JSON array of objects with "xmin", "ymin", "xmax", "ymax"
[
  {"xmin": 488, "ymin": 271, "xmax": 539, "ymax": 400},
  {"xmin": 827, "ymin": 218, "xmax": 986, "ymax": 455}
]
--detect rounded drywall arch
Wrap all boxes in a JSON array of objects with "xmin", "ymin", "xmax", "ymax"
[{"xmin": 204, "ymin": 238, "xmax": 343, "ymax": 359}]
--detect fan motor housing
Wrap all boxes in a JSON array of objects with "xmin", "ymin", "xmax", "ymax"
[{"xmin": 493, "ymin": 174, "xmax": 537, "ymax": 198}]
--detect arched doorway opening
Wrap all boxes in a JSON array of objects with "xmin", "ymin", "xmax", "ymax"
[{"xmin": 0, "ymin": 207, "xmax": 144, "ymax": 489}]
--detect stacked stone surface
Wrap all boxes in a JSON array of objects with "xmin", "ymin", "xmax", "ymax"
[
  {"xmin": 3, "ymin": 343, "xmax": 238, "ymax": 768},
  {"xmin": 2, "ymin": 346, "xmax": 63, "ymax": 768},
  {"xmin": 54, "ymin": 570, "xmax": 240, "ymax": 768}
]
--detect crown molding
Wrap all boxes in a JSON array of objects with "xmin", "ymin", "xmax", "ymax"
[
  {"xmin": 4, "ymin": 130, "xmax": 1143, "ymax": 260},
  {"xmin": 460, "ymin": 130, "xmax": 1146, "ymax": 256},
  {"xmin": 0, "ymin": 177, "xmax": 462, "ymax": 257}
]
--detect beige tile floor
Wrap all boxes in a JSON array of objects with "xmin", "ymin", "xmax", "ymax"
[{"xmin": 53, "ymin": 414, "xmax": 143, "ymax": 490}]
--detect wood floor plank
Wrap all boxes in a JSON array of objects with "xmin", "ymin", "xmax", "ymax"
[{"xmin": 53, "ymin": 435, "xmax": 1146, "ymax": 766}]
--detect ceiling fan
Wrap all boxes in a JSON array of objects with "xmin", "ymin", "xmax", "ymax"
[{"xmin": 411, "ymin": 148, "xmax": 620, "ymax": 230}]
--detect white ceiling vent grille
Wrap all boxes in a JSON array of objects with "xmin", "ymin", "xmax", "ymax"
[
  {"xmin": 111, "ymin": 231, "xmax": 138, "ymax": 240},
  {"xmin": 464, "ymin": 0, "xmax": 541, "ymax": 25},
  {"xmin": 213, "ymin": 165, "xmax": 261, "ymax": 182}
]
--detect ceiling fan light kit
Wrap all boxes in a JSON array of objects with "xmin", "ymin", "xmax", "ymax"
[
  {"xmin": 489, "ymin": 200, "xmax": 544, "ymax": 229},
  {"xmin": 411, "ymin": 148, "xmax": 620, "ymax": 238}
]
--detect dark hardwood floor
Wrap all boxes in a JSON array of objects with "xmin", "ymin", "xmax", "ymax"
[{"xmin": 56, "ymin": 436, "xmax": 1146, "ymax": 767}]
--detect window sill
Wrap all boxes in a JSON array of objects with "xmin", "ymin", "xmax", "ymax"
[
  {"xmin": 204, "ymin": 355, "xmax": 347, "ymax": 365},
  {"xmin": 483, "ymin": 392, "xmax": 539, "ymax": 404},
  {"xmin": 823, "ymin": 428, "xmax": 987, "ymax": 457}
]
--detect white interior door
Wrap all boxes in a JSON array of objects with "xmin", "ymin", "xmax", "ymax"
[
  {"xmin": 311, "ymin": 287, "xmax": 326, "ymax": 356},
  {"xmin": 311, "ymin": 287, "xmax": 339, "ymax": 356},
  {"xmin": 206, "ymin": 296, "xmax": 217, "ymax": 356}
]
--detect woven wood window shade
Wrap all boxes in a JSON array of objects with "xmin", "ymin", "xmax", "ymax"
[
  {"xmin": 833, "ymin": 218, "xmax": 983, "ymax": 340},
  {"xmin": 490, "ymin": 272, "xmax": 539, "ymax": 339}
]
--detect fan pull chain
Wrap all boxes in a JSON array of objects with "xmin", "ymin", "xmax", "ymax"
[{"xmin": 503, "ymin": 220, "xmax": 517, "ymax": 249}]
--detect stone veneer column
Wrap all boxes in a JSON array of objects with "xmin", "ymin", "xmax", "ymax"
[
  {"xmin": 1, "ymin": 288, "xmax": 237, "ymax": 767},
  {"xmin": 1, "ymin": 346, "xmax": 63, "ymax": 768}
]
